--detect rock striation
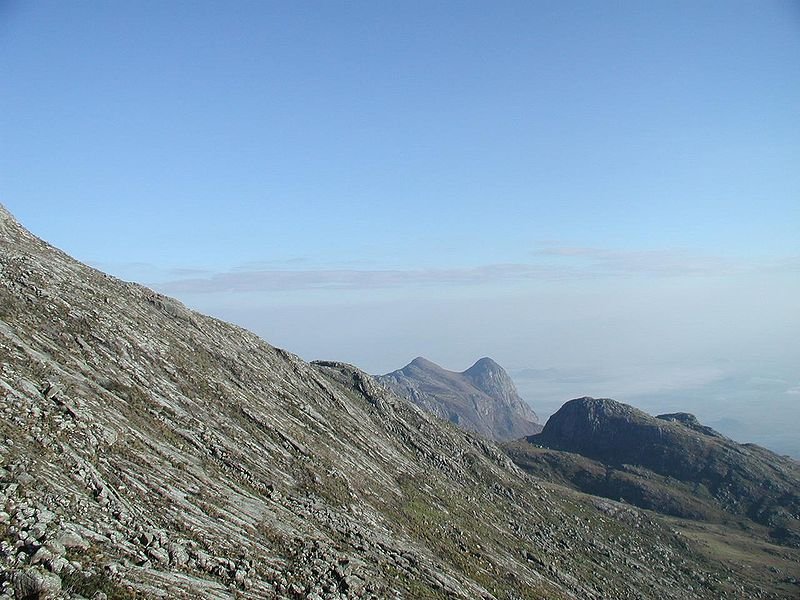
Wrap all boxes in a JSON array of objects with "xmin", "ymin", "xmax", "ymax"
[{"xmin": 378, "ymin": 357, "xmax": 541, "ymax": 441}]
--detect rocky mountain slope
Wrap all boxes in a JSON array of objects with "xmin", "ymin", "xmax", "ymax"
[
  {"xmin": 378, "ymin": 357, "xmax": 541, "ymax": 441},
  {"xmin": 0, "ymin": 205, "xmax": 796, "ymax": 598},
  {"xmin": 504, "ymin": 397, "xmax": 800, "ymax": 547}
]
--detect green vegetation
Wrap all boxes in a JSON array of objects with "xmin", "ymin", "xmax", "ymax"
[
  {"xmin": 61, "ymin": 569, "xmax": 138, "ymax": 600},
  {"xmin": 390, "ymin": 475, "xmax": 559, "ymax": 600}
]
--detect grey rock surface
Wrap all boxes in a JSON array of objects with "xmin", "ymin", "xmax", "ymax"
[
  {"xmin": 378, "ymin": 356, "xmax": 541, "ymax": 441},
  {"xmin": 13, "ymin": 568, "xmax": 61, "ymax": 599}
]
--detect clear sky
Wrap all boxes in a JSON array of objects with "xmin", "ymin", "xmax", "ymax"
[{"xmin": 2, "ymin": 2, "xmax": 799, "ymax": 454}]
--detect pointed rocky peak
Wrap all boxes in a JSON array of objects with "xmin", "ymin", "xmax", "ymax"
[
  {"xmin": 388, "ymin": 356, "xmax": 446, "ymax": 378},
  {"xmin": 463, "ymin": 357, "xmax": 510, "ymax": 385},
  {"xmin": 464, "ymin": 356, "xmax": 503, "ymax": 375},
  {"xmin": 408, "ymin": 356, "xmax": 442, "ymax": 371},
  {"xmin": 462, "ymin": 357, "xmax": 518, "ymax": 399}
]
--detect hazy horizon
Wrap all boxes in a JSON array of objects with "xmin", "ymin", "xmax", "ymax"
[{"xmin": 2, "ymin": 2, "xmax": 798, "ymax": 456}]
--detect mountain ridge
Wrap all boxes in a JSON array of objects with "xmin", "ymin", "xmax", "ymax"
[
  {"xmin": 378, "ymin": 356, "xmax": 541, "ymax": 441},
  {"xmin": 505, "ymin": 396, "xmax": 800, "ymax": 547}
]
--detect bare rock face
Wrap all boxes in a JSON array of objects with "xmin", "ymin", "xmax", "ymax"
[
  {"xmin": 378, "ymin": 357, "xmax": 541, "ymax": 441},
  {"xmin": 0, "ymin": 204, "xmax": 794, "ymax": 598}
]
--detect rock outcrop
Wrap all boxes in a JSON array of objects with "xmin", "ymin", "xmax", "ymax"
[
  {"xmin": 506, "ymin": 397, "xmax": 800, "ymax": 547},
  {"xmin": 378, "ymin": 357, "xmax": 541, "ymax": 441}
]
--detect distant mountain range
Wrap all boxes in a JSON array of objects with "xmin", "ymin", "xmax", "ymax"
[{"xmin": 378, "ymin": 356, "xmax": 542, "ymax": 440}]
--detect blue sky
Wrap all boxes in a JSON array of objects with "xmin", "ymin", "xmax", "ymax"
[{"xmin": 2, "ymin": 2, "xmax": 799, "ymax": 454}]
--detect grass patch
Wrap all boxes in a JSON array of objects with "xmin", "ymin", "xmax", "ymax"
[
  {"xmin": 391, "ymin": 475, "xmax": 552, "ymax": 600},
  {"xmin": 61, "ymin": 569, "xmax": 138, "ymax": 600}
]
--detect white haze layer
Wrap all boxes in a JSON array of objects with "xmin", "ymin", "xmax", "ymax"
[{"xmin": 154, "ymin": 263, "xmax": 800, "ymax": 458}]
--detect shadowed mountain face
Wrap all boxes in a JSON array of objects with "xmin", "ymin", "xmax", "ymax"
[
  {"xmin": 378, "ymin": 356, "xmax": 541, "ymax": 441},
  {"xmin": 505, "ymin": 397, "xmax": 800, "ymax": 547}
]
